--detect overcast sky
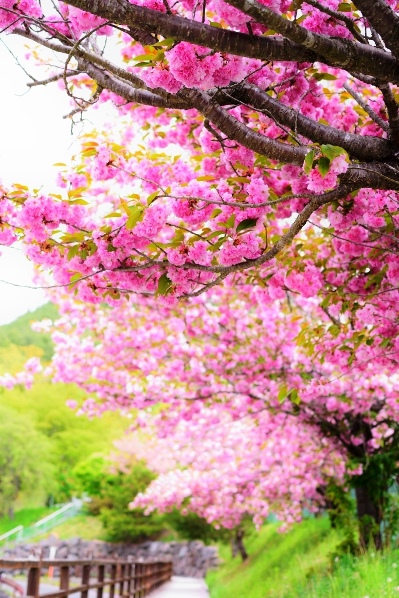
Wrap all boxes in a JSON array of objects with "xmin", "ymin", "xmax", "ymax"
[{"xmin": 0, "ymin": 35, "xmax": 99, "ymax": 325}]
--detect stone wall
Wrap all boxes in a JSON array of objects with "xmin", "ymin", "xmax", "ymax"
[{"xmin": 2, "ymin": 538, "xmax": 218, "ymax": 578}]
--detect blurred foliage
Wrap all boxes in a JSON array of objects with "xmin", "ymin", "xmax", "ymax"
[
  {"xmin": 73, "ymin": 455, "xmax": 165, "ymax": 543},
  {"xmin": 165, "ymin": 509, "xmax": 231, "ymax": 545},
  {"xmin": 0, "ymin": 405, "xmax": 55, "ymax": 516},
  {"xmin": 0, "ymin": 303, "xmax": 58, "ymax": 362},
  {"xmin": 0, "ymin": 307, "xmax": 127, "ymax": 507}
]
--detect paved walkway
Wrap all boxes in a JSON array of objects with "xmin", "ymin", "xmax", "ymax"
[
  {"xmin": 18, "ymin": 575, "xmax": 209, "ymax": 598},
  {"xmin": 149, "ymin": 576, "xmax": 209, "ymax": 597}
]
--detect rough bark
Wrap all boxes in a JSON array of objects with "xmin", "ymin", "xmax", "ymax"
[
  {"xmin": 355, "ymin": 486, "xmax": 383, "ymax": 550},
  {"xmin": 354, "ymin": 0, "xmax": 399, "ymax": 59},
  {"xmin": 233, "ymin": 529, "xmax": 248, "ymax": 561},
  {"xmin": 63, "ymin": 0, "xmax": 399, "ymax": 83}
]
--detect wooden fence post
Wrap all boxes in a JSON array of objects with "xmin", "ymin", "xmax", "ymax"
[
  {"xmin": 81, "ymin": 564, "xmax": 91, "ymax": 598},
  {"xmin": 60, "ymin": 565, "xmax": 69, "ymax": 598},
  {"xmin": 27, "ymin": 566, "xmax": 41, "ymax": 598},
  {"xmin": 97, "ymin": 564, "xmax": 105, "ymax": 598},
  {"xmin": 109, "ymin": 563, "xmax": 117, "ymax": 598}
]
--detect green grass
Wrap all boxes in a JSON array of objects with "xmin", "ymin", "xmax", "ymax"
[
  {"xmin": 207, "ymin": 518, "xmax": 399, "ymax": 598},
  {"xmin": 36, "ymin": 514, "xmax": 106, "ymax": 541},
  {"xmin": 0, "ymin": 507, "xmax": 56, "ymax": 536}
]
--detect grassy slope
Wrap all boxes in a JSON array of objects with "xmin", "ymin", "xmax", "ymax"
[
  {"xmin": 207, "ymin": 518, "xmax": 341, "ymax": 598},
  {"xmin": 34, "ymin": 514, "xmax": 107, "ymax": 542},
  {"xmin": 0, "ymin": 507, "xmax": 56, "ymax": 535},
  {"xmin": 207, "ymin": 518, "xmax": 399, "ymax": 598}
]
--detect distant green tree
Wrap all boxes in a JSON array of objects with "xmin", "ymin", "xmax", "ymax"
[
  {"xmin": 73, "ymin": 454, "xmax": 109, "ymax": 498},
  {"xmin": 74, "ymin": 456, "xmax": 165, "ymax": 543},
  {"xmin": 0, "ymin": 303, "xmax": 58, "ymax": 361},
  {"xmin": 165, "ymin": 510, "xmax": 230, "ymax": 544},
  {"xmin": 0, "ymin": 406, "xmax": 54, "ymax": 517}
]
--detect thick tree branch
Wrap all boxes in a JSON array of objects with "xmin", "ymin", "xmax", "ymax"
[
  {"xmin": 379, "ymin": 82, "xmax": 399, "ymax": 145},
  {"xmin": 77, "ymin": 58, "xmax": 187, "ymax": 109},
  {"xmin": 353, "ymin": 0, "xmax": 399, "ymax": 59},
  {"xmin": 234, "ymin": 83, "xmax": 394, "ymax": 161},
  {"xmin": 224, "ymin": 0, "xmax": 399, "ymax": 84},
  {"xmin": 14, "ymin": 27, "xmax": 187, "ymax": 107},
  {"xmin": 304, "ymin": 0, "xmax": 367, "ymax": 45},
  {"xmin": 343, "ymin": 160, "xmax": 399, "ymax": 190},
  {"xmin": 182, "ymin": 89, "xmax": 307, "ymax": 165},
  {"xmin": 63, "ymin": 0, "xmax": 317, "ymax": 63}
]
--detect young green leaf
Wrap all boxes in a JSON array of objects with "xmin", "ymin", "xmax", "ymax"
[
  {"xmin": 304, "ymin": 149, "xmax": 316, "ymax": 174},
  {"xmin": 236, "ymin": 218, "xmax": 258, "ymax": 234}
]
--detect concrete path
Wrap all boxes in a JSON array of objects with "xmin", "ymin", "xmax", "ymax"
[
  {"xmin": 18, "ymin": 576, "xmax": 209, "ymax": 598},
  {"xmin": 149, "ymin": 576, "xmax": 209, "ymax": 597}
]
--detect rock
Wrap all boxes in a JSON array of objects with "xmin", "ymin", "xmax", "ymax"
[{"xmin": 1, "ymin": 538, "xmax": 218, "ymax": 578}]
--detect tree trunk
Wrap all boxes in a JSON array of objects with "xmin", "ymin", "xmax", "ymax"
[
  {"xmin": 355, "ymin": 485, "xmax": 383, "ymax": 550},
  {"xmin": 232, "ymin": 529, "xmax": 248, "ymax": 561}
]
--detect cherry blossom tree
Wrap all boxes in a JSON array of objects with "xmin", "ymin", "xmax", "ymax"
[
  {"xmin": 1, "ymin": 0, "xmax": 399, "ymax": 548},
  {"xmin": 0, "ymin": 0, "xmax": 398, "ymax": 319},
  {"xmin": 19, "ymin": 284, "xmax": 398, "ymax": 548}
]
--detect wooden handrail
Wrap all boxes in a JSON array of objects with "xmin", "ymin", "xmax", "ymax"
[{"xmin": 0, "ymin": 558, "xmax": 173, "ymax": 598}]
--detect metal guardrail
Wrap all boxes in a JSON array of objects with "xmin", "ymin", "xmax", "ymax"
[
  {"xmin": 0, "ymin": 573, "xmax": 24, "ymax": 597},
  {"xmin": 0, "ymin": 559, "xmax": 173, "ymax": 598},
  {"xmin": 0, "ymin": 529, "xmax": 23, "ymax": 546},
  {"xmin": 0, "ymin": 501, "xmax": 83, "ymax": 551}
]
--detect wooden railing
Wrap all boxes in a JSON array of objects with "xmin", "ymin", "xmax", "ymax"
[{"xmin": 0, "ymin": 558, "xmax": 173, "ymax": 598}]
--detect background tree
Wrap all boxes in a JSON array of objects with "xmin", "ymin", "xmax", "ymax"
[
  {"xmin": 73, "ymin": 453, "xmax": 165, "ymax": 543},
  {"xmin": 0, "ymin": 405, "xmax": 54, "ymax": 517},
  {"xmin": 21, "ymin": 285, "xmax": 399, "ymax": 548},
  {"xmin": 1, "ymin": 0, "xmax": 399, "ymax": 550}
]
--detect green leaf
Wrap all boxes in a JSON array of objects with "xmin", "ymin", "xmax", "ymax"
[
  {"xmin": 278, "ymin": 384, "xmax": 289, "ymax": 404},
  {"xmin": 196, "ymin": 175, "xmax": 215, "ymax": 181},
  {"xmin": 328, "ymin": 324, "xmax": 340, "ymax": 337},
  {"xmin": 68, "ymin": 272, "xmax": 82, "ymax": 289},
  {"xmin": 228, "ymin": 176, "xmax": 251, "ymax": 184},
  {"xmin": 338, "ymin": 2, "xmax": 352, "ymax": 11},
  {"xmin": 156, "ymin": 273, "xmax": 173, "ymax": 296},
  {"xmin": 304, "ymin": 149, "xmax": 316, "ymax": 174},
  {"xmin": 105, "ymin": 212, "xmax": 122, "ymax": 218},
  {"xmin": 147, "ymin": 191, "xmax": 159, "ymax": 206},
  {"xmin": 289, "ymin": 389, "xmax": 300, "ymax": 405},
  {"xmin": 312, "ymin": 73, "xmax": 337, "ymax": 81},
  {"xmin": 206, "ymin": 230, "xmax": 225, "ymax": 240},
  {"xmin": 218, "ymin": 214, "xmax": 236, "ymax": 229},
  {"xmin": 69, "ymin": 198, "xmax": 88, "ymax": 205},
  {"xmin": 151, "ymin": 37, "xmax": 175, "ymax": 48},
  {"xmin": 236, "ymin": 218, "xmax": 258, "ymax": 233},
  {"xmin": 132, "ymin": 54, "xmax": 157, "ymax": 62},
  {"xmin": 318, "ymin": 157, "xmax": 331, "ymax": 176},
  {"xmin": 67, "ymin": 245, "xmax": 79, "ymax": 261},
  {"xmin": 126, "ymin": 206, "xmax": 144, "ymax": 230},
  {"xmin": 321, "ymin": 144, "xmax": 346, "ymax": 161}
]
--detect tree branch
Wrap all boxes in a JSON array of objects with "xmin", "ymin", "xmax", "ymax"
[
  {"xmin": 224, "ymin": 0, "xmax": 399, "ymax": 84},
  {"xmin": 78, "ymin": 58, "xmax": 187, "ymax": 109},
  {"xmin": 304, "ymin": 0, "xmax": 367, "ymax": 45},
  {"xmin": 343, "ymin": 82, "xmax": 389, "ymax": 132},
  {"xmin": 353, "ymin": 0, "xmax": 399, "ymax": 59},
  {"xmin": 182, "ymin": 88, "xmax": 307, "ymax": 165},
  {"xmin": 63, "ymin": 0, "xmax": 318, "ymax": 63},
  {"xmin": 234, "ymin": 83, "xmax": 394, "ymax": 161},
  {"xmin": 378, "ymin": 82, "xmax": 399, "ymax": 145}
]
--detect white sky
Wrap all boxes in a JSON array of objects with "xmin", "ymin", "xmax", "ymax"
[{"xmin": 0, "ymin": 35, "xmax": 103, "ymax": 325}]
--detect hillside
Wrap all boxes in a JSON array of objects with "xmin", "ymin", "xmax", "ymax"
[
  {"xmin": 207, "ymin": 518, "xmax": 399, "ymax": 598},
  {"xmin": 0, "ymin": 303, "xmax": 58, "ymax": 362},
  {"xmin": 0, "ymin": 304, "xmax": 128, "ymax": 509}
]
